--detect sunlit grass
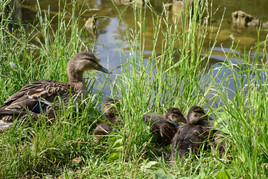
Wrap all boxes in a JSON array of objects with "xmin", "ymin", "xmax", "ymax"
[{"xmin": 0, "ymin": 0, "xmax": 267, "ymax": 178}]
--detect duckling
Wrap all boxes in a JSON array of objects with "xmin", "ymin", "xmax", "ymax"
[
  {"xmin": 0, "ymin": 52, "xmax": 111, "ymax": 124},
  {"xmin": 93, "ymin": 98, "xmax": 121, "ymax": 141},
  {"xmin": 187, "ymin": 106, "xmax": 230, "ymax": 154},
  {"xmin": 171, "ymin": 106, "xmax": 214, "ymax": 161},
  {"xmin": 209, "ymin": 130, "xmax": 231, "ymax": 155},
  {"xmin": 143, "ymin": 107, "xmax": 187, "ymax": 145},
  {"xmin": 101, "ymin": 98, "xmax": 120, "ymax": 122},
  {"xmin": 186, "ymin": 106, "xmax": 211, "ymax": 126},
  {"xmin": 93, "ymin": 122, "xmax": 113, "ymax": 137}
]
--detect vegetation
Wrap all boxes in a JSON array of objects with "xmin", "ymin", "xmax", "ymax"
[{"xmin": 0, "ymin": 0, "xmax": 267, "ymax": 178}]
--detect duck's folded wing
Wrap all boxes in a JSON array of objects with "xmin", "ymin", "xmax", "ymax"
[
  {"xmin": 1, "ymin": 80, "xmax": 72, "ymax": 113},
  {"xmin": 0, "ymin": 108, "xmax": 26, "ymax": 115}
]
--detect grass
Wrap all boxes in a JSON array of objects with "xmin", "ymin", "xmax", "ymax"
[{"xmin": 0, "ymin": 0, "xmax": 267, "ymax": 178}]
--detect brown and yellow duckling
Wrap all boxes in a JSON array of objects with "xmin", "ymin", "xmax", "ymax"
[
  {"xmin": 0, "ymin": 52, "xmax": 110, "ymax": 129},
  {"xmin": 143, "ymin": 107, "xmax": 187, "ymax": 146},
  {"xmin": 171, "ymin": 106, "xmax": 214, "ymax": 161},
  {"xmin": 186, "ymin": 106, "xmax": 230, "ymax": 154},
  {"xmin": 93, "ymin": 98, "xmax": 121, "ymax": 141},
  {"xmin": 101, "ymin": 98, "xmax": 120, "ymax": 123},
  {"xmin": 185, "ymin": 105, "xmax": 212, "ymax": 126},
  {"xmin": 209, "ymin": 130, "xmax": 231, "ymax": 155}
]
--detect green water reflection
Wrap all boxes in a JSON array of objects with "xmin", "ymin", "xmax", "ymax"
[
  {"xmin": 20, "ymin": 0, "xmax": 267, "ymax": 55},
  {"xmin": 9, "ymin": 0, "xmax": 267, "ymax": 98},
  {"xmin": 18, "ymin": 0, "xmax": 267, "ymax": 71}
]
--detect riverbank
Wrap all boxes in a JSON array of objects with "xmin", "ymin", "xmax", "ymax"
[{"xmin": 0, "ymin": 1, "xmax": 267, "ymax": 178}]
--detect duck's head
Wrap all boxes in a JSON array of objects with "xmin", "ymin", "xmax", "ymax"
[
  {"xmin": 166, "ymin": 107, "xmax": 187, "ymax": 123},
  {"xmin": 67, "ymin": 51, "xmax": 111, "ymax": 83},
  {"xmin": 186, "ymin": 106, "xmax": 208, "ymax": 124},
  {"xmin": 101, "ymin": 98, "xmax": 120, "ymax": 118}
]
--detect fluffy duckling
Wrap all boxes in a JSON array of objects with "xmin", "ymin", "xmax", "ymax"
[
  {"xmin": 0, "ymin": 52, "xmax": 110, "ymax": 125},
  {"xmin": 171, "ymin": 106, "xmax": 214, "ymax": 160},
  {"xmin": 143, "ymin": 107, "xmax": 187, "ymax": 145},
  {"xmin": 92, "ymin": 122, "xmax": 113, "ymax": 137},
  {"xmin": 187, "ymin": 106, "xmax": 230, "ymax": 154},
  {"xmin": 209, "ymin": 130, "xmax": 231, "ymax": 155},
  {"xmin": 93, "ymin": 98, "xmax": 121, "ymax": 141},
  {"xmin": 101, "ymin": 98, "xmax": 120, "ymax": 121},
  {"xmin": 186, "ymin": 106, "xmax": 211, "ymax": 126}
]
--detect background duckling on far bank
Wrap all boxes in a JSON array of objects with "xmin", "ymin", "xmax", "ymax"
[{"xmin": 143, "ymin": 107, "xmax": 187, "ymax": 146}]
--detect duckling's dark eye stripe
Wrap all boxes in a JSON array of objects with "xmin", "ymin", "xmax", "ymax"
[
  {"xmin": 85, "ymin": 57, "xmax": 99, "ymax": 64},
  {"xmin": 82, "ymin": 57, "xmax": 92, "ymax": 60},
  {"xmin": 194, "ymin": 109, "xmax": 204, "ymax": 113}
]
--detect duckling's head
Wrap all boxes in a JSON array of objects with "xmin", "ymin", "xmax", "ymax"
[
  {"xmin": 186, "ymin": 106, "xmax": 208, "ymax": 124},
  {"xmin": 67, "ymin": 51, "xmax": 111, "ymax": 83},
  {"xmin": 166, "ymin": 107, "xmax": 187, "ymax": 123},
  {"xmin": 101, "ymin": 98, "xmax": 120, "ymax": 118}
]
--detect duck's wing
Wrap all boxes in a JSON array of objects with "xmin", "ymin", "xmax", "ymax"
[
  {"xmin": 172, "ymin": 124, "xmax": 205, "ymax": 157},
  {"xmin": 1, "ymin": 80, "xmax": 73, "ymax": 114},
  {"xmin": 158, "ymin": 121, "xmax": 177, "ymax": 145},
  {"xmin": 172, "ymin": 127, "xmax": 185, "ymax": 159}
]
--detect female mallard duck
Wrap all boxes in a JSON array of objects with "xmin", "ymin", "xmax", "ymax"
[
  {"xmin": 93, "ymin": 98, "xmax": 121, "ymax": 141},
  {"xmin": 143, "ymin": 107, "xmax": 187, "ymax": 145},
  {"xmin": 171, "ymin": 106, "xmax": 214, "ymax": 161},
  {"xmin": 0, "ymin": 51, "xmax": 110, "ymax": 124}
]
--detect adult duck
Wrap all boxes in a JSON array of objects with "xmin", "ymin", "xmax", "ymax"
[{"xmin": 0, "ymin": 51, "xmax": 111, "ymax": 123}]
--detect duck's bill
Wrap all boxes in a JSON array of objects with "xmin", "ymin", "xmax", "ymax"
[{"xmin": 98, "ymin": 65, "xmax": 112, "ymax": 74}]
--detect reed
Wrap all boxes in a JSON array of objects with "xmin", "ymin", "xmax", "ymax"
[{"xmin": 0, "ymin": 0, "xmax": 267, "ymax": 178}]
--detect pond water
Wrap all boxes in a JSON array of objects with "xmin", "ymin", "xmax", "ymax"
[{"xmin": 18, "ymin": 0, "xmax": 267, "ymax": 98}]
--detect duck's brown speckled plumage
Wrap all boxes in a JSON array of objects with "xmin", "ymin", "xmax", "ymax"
[
  {"xmin": 0, "ymin": 52, "xmax": 110, "ymax": 125},
  {"xmin": 143, "ymin": 107, "xmax": 187, "ymax": 145}
]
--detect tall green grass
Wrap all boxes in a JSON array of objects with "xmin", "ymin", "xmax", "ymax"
[{"xmin": 0, "ymin": 0, "xmax": 267, "ymax": 178}]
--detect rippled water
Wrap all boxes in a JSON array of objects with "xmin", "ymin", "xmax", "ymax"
[{"xmin": 19, "ymin": 0, "xmax": 267, "ymax": 97}]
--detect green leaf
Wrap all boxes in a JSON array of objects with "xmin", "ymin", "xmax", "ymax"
[
  {"xmin": 215, "ymin": 170, "xmax": 232, "ymax": 179},
  {"xmin": 155, "ymin": 173, "xmax": 176, "ymax": 179},
  {"xmin": 107, "ymin": 153, "xmax": 120, "ymax": 162}
]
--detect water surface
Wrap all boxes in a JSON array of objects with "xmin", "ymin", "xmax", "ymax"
[{"xmin": 19, "ymin": 0, "xmax": 268, "ymax": 97}]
